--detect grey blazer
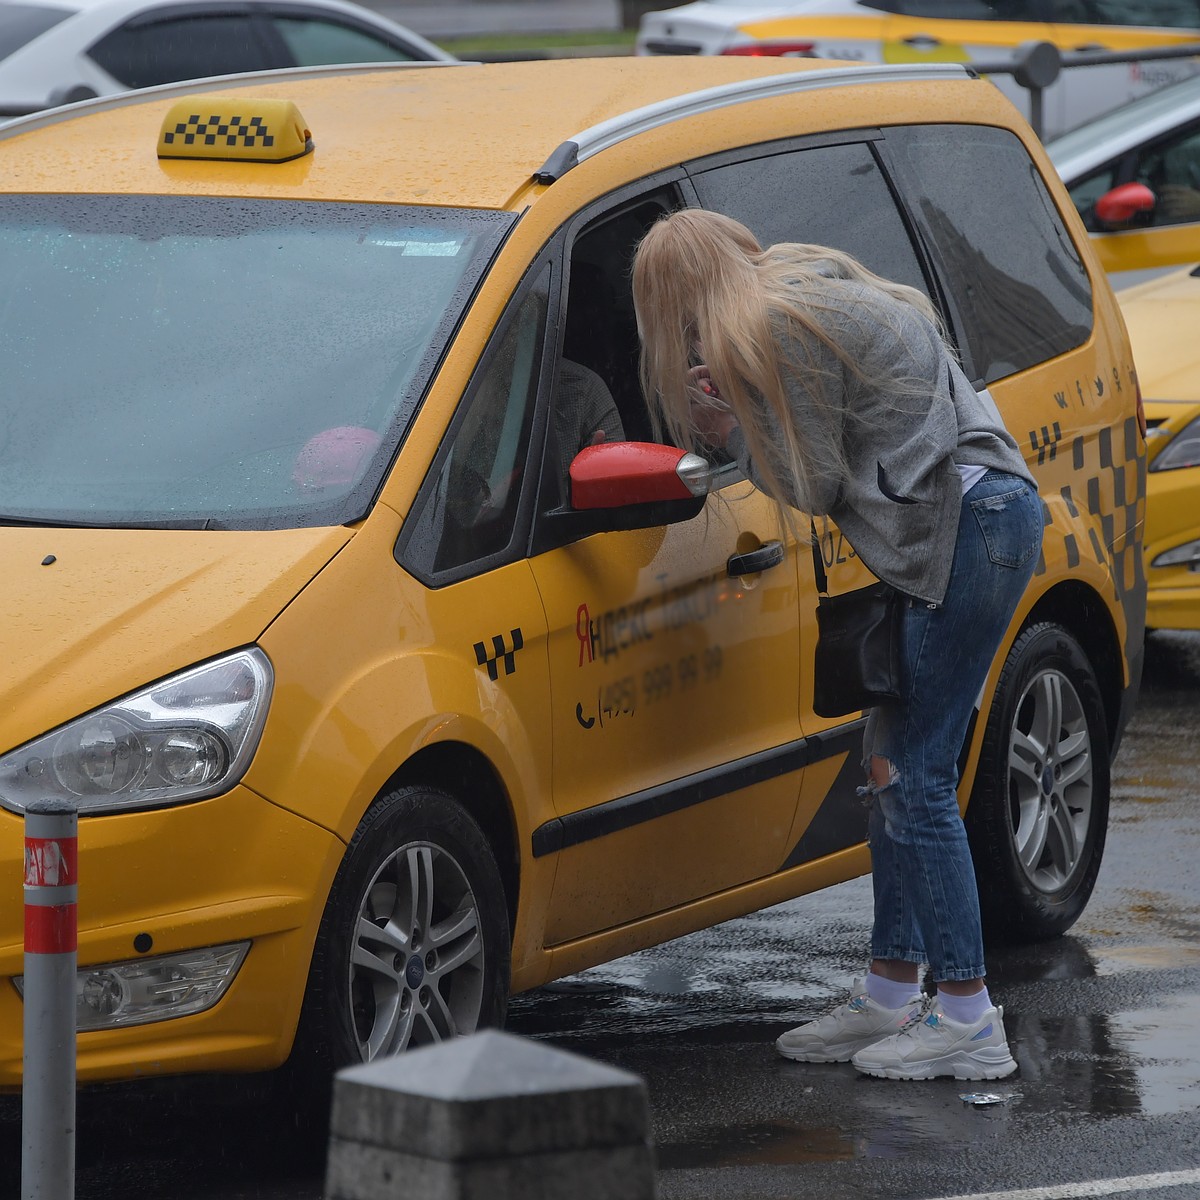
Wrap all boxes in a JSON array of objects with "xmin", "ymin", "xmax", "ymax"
[{"xmin": 725, "ymin": 277, "xmax": 1035, "ymax": 607}]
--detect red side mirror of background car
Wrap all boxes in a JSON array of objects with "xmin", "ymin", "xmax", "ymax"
[{"xmin": 1094, "ymin": 182, "xmax": 1156, "ymax": 229}]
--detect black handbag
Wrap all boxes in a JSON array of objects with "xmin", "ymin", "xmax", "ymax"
[{"xmin": 810, "ymin": 522, "xmax": 904, "ymax": 718}]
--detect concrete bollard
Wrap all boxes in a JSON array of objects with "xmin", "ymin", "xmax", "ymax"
[{"xmin": 324, "ymin": 1029, "xmax": 656, "ymax": 1200}]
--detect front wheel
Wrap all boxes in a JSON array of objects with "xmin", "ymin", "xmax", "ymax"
[
  {"xmin": 966, "ymin": 621, "xmax": 1110, "ymax": 944},
  {"xmin": 296, "ymin": 785, "xmax": 510, "ymax": 1073}
]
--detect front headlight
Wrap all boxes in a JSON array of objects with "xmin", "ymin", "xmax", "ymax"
[
  {"xmin": 0, "ymin": 649, "xmax": 273, "ymax": 816},
  {"xmin": 1151, "ymin": 539, "xmax": 1200, "ymax": 570},
  {"xmin": 1149, "ymin": 413, "xmax": 1200, "ymax": 472}
]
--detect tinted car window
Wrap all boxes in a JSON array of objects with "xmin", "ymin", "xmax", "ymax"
[
  {"xmin": 89, "ymin": 14, "xmax": 272, "ymax": 88},
  {"xmin": 688, "ymin": 141, "xmax": 932, "ymax": 301},
  {"xmin": 1059, "ymin": 0, "xmax": 1200, "ymax": 26},
  {"xmin": 0, "ymin": 4, "xmax": 72, "ymax": 61},
  {"xmin": 402, "ymin": 284, "xmax": 548, "ymax": 581},
  {"xmin": 893, "ymin": 0, "xmax": 1042, "ymax": 17},
  {"xmin": 886, "ymin": 125, "xmax": 1093, "ymax": 384},
  {"xmin": 271, "ymin": 15, "xmax": 418, "ymax": 65}
]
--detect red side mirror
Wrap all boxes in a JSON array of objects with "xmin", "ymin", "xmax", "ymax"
[
  {"xmin": 569, "ymin": 442, "xmax": 701, "ymax": 509},
  {"xmin": 1094, "ymin": 182, "xmax": 1156, "ymax": 229}
]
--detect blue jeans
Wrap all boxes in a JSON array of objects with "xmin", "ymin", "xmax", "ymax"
[{"xmin": 863, "ymin": 470, "xmax": 1043, "ymax": 982}]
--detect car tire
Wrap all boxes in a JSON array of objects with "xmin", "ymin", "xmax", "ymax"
[
  {"xmin": 295, "ymin": 784, "xmax": 510, "ymax": 1076},
  {"xmin": 966, "ymin": 621, "xmax": 1110, "ymax": 945}
]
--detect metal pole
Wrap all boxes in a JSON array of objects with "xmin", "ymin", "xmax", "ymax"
[
  {"xmin": 1029, "ymin": 84, "xmax": 1044, "ymax": 141},
  {"xmin": 22, "ymin": 798, "xmax": 78, "ymax": 1200}
]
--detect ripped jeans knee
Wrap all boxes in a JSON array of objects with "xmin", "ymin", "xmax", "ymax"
[{"xmin": 858, "ymin": 706, "xmax": 901, "ymax": 807}]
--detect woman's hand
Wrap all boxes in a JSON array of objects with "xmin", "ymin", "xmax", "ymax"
[{"xmin": 687, "ymin": 365, "xmax": 738, "ymax": 450}]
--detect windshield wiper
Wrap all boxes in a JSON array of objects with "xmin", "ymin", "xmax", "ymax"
[{"xmin": 0, "ymin": 513, "xmax": 216, "ymax": 530}]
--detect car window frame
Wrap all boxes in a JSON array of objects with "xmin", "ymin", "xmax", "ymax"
[
  {"xmin": 529, "ymin": 169, "xmax": 710, "ymax": 558},
  {"xmin": 395, "ymin": 261, "xmax": 557, "ymax": 588}
]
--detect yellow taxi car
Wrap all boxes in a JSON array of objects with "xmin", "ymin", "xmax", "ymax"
[
  {"xmin": 0, "ymin": 55, "xmax": 1146, "ymax": 1088},
  {"xmin": 1116, "ymin": 264, "xmax": 1200, "ymax": 628},
  {"xmin": 636, "ymin": 0, "xmax": 1200, "ymax": 139}
]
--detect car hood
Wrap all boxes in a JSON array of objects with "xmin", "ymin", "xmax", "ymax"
[
  {"xmin": 1118, "ymin": 265, "xmax": 1200, "ymax": 399},
  {"xmin": 0, "ymin": 524, "xmax": 351, "ymax": 754}
]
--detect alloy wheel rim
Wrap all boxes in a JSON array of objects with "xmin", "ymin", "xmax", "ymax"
[
  {"xmin": 348, "ymin": 841, "xmax": 485, "ymax": 1060},
  {"xmin": 1006, "ymin": 666, "xmax": 1094, "ymax": 895}
]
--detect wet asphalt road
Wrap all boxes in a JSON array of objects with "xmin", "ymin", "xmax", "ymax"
[{"xmin": 2, "ymin": 631, "xmax": 1199, "ymax": 1200}]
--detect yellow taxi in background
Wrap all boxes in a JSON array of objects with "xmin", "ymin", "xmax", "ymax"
[
  {"xmin": 0, "ymin": 55, "xmax": 1145, "ymax": 1090},
  {"xmin": 1117, "ymin": 265, "xmax": 1200, "ymax": 628},
  {"xmin": 636, "ymin": 0, "xmax": 1200, "ymax": 139}
]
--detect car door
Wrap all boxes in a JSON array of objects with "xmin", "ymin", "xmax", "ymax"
[
  {"xmin": 527, "ymin": 185, "xmax": 805, "ymax": 947},
  {"xmin": 685, "ymin": 134, "xmax": 946, "ymax": 871}
]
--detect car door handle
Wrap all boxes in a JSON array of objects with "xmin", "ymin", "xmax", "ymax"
[
  {"xmin": 901, "ymin": 35, "xmax": 941, "ymax": 49},
  {"xmin": 727, "ymin": 540, "xmax": 785, "ymax": 576}
]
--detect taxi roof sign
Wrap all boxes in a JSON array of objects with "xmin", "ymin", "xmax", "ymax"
[{"xmin": 157, "ymin": 98, "xmax": 312, "ymax": 163}]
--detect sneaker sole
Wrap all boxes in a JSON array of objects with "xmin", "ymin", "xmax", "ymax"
[
  {"xmin": 776, "ymin": 1044, "xmax": 856, "ymax": 1063},
  {"xmin": 853, "ymin": 1050, "xmax": 1019, "ymax": 1082},
  {"xmin": 776, "ymin": 1033, "xmax": 893, "ymax": 1064}
]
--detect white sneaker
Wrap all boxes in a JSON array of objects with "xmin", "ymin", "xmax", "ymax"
[
  {"xmin": 775, "ymin": 977, "xmax": 923, "ymax": 1063},
  {"xmin": 851, "ymin": 995, "xmax": 1018, "ymax": 1081}
]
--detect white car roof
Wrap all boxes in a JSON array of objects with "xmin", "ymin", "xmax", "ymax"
[
  {"xmin": 1047, "ymin": 74, "xmax": 1200, "ymax": 181},
  {"xmin": 0, "ymin": 0, "xmax": 451, "ymax": 111}
]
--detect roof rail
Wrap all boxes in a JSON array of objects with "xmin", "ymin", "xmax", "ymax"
[
  {"xmin": 533, "ymin": 61, "xmax": 974, "ymax": 184},
  {"xmin": 0, "ymin": 60, "xmax": 470, "ymax": 140}
]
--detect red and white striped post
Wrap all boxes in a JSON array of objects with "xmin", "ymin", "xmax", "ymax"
[{"xmin": 22, "ymin": 798, "xmax": 78, "ymax": 1200}]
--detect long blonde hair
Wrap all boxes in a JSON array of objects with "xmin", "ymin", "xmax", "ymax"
[{"xmin": 631, "ymin": 208, "xmax": 945, "ymax": 518}]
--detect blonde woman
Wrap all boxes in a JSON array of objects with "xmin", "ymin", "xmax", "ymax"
[{"xmin": 632, "ymin": 209, "xmax": 1042, "ymax": 1082}]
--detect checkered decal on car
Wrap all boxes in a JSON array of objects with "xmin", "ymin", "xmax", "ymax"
[
  {"xmin": 1033, "ymin": 415, "xmax": 1146, "ymax": 654},
  {"xmin": 161, "ymin": 114, "xmax": 275, "ymax": 149},
  {"xmin": 474, "ymin": 630, "xmax": 523, "ymax": 681}
]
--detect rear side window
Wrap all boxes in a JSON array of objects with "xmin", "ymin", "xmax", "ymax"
[
  {"xmin": 885, "ymin": 124, "xmax": 1093, "ymax": 384},
  {"xmin": 890, "ymin": 0, "xmax": 1042, "ymax": 18},
  {"xmin": 270, "ymin": 15, "xmax": 418, "ymax": 65},
  {"xmin": 89, "ymin": 14, "xmax": 272, "ymax": 88},
  {"xmin": 0, "ymin": 4, "xmax": 71, "ymax": 61},
  {"xmin": 688, "ymin": 140, "xmax": 932, "ymax": 301}
]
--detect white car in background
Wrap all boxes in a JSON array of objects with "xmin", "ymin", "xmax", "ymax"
[
  {"xmin": 0, "ymin": 0, "xmax": 452, "ymax": 118},
  {"xmin": 635, "ymin": 0, "xmax": 1200, "ymax": 139},
  {"xmin": 1047, "ymin": 73, "xmax": 1200, "ymax": 279}
]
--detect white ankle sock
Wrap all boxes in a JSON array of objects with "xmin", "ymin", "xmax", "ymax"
[
  {"xmin": 866, "ymin": 971, "xmax": 921, "ymax": 1010},
  {"xmin": 937, "ymin": 987, "xmax": 992, "ymax": 1025}
]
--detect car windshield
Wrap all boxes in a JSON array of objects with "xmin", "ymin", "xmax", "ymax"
[
  {"xmin": 0, "ymin": 195, "xmax": 512, "ymax": 530},
  {"xmin": 0, "ymin": 3, "xmax": 73, "ymax": 61}
]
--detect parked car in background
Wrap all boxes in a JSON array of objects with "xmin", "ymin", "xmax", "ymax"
[
  {"xmin": 636, "ymin": 0, "xmax": 1200, "ymax": 139},
  {"xmin": 1048, "ymin": 73, "xmax": 1200, "ymax": 279},
  {"xmin": 1116, "ymin": 265, "xmax": 1200, "ymax": 629},
  {"xmin": 0, "ymin": 55, "xmax": 1144, "ymax": 1089},
  {"xmin": 0, "ymin": 0, "xmax": 452, "ymax": 118}
]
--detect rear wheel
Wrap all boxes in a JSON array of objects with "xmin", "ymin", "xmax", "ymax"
[
  {"xmin": 966, "ymin": 621, "xmax": 1110, "ymax": 944},
  {"xmin": 295, "ymin": 785, "xmax": 510, "ymax": 1075}
]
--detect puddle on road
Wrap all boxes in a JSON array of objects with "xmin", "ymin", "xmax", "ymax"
[
  {"xmin": 654, "ymin": 1085, "xmax": 1025, "ymax": 1169},
  {"xmin": 654, "ymin": 1118, "xmax": 861, "ymax": 1169}
]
